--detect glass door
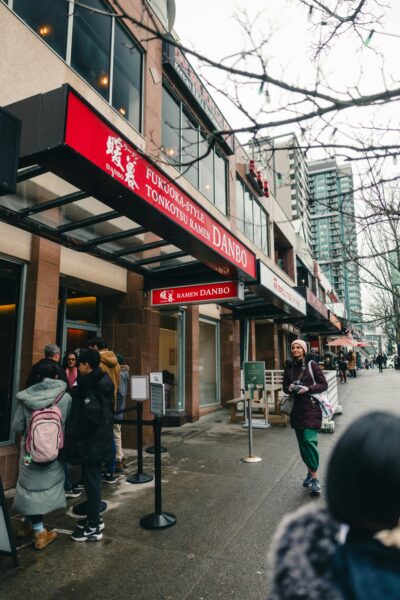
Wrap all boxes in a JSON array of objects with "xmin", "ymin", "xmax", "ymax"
[
  {"xmin": 58, "ymin": 288, "xmax": 101, "ymax": 355},
  {"xmin": 0, "ymin": 258, "xmax": 25, "ymax": 445},
  {"xmin": 159, "ymin": 310, "xmax": 185, "ymax": 412},
  {"xmin": 199, "ymin": 317, "xmax": 220, "ymax": 407}
]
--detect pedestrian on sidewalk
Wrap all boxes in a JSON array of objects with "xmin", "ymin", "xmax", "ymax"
[
  {"xmin": 114, "ymin": 354, "xmax": 130, "ymax": 473},
  {"xmin": 338, "ymin": 352, "xmax": 348, "ymax": 383},
  {"xmin": 347, "ymin": 351, "xmax": 357, "ymax": 378},
  {"xmin": 12, "ymin": 361, "xmax": 72, "ymax": 550},
  {"xmin": 268, "ymin": 411, "xmax": 400, "ymax": 600},
  {"xmin": 283, "ymin": 339, "xmax": 328, "ymax": 496},
  {"xmin": 62, "ymin": 349, "xmax": 114, "ymax": 542},
  {"xmin": 376, "ymin": 352, "xmax": 384, "ymax": 373}
]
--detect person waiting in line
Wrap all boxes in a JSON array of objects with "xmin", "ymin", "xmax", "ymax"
[
  {"xmin": 347, "ymin": 351, "xmax": 357, "ymax": 378},
  {"xmin": 88, "ymin": 337, "xmax": 120, "ymax": 483},
  {"xmin": 268, "ymin": 411, "xmax": 400, "ymax": 600},
  {"xmin": 27, "ymin": 343, "xmax": 68, "ymax": 386},
  {"xmin": 114, "ymin": 353, "xmax": 130, "ymax": 473},
  {"xmin": 12, "ymin": 361, "xmax": 72, "ymax": 550},
  {"xmin": 61, "ymin": 351, "xmax": 82, "ymax": 499},
  {"xmin": 62, "ymin": 349, "xmax": 114, "ymax": 542},
  {"xmin": 282, "ymin": 339, "xmax": 328, "ymax": 496}
]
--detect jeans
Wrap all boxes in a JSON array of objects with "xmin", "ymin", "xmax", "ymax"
[
  {"xmin": 83, "ymin": 464, "xmax": 102, "ymax": 527},
  {"xmin": 106, "ymin": 433, "xmax": 116, "ymax": 476}
]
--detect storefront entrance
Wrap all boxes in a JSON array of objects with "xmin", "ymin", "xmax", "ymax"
[
  {"xmin": 0, "ymin": 258, "xmax": 24, "ymax": 445},
  {"xmin": 159, "ymin": 311, "xmax": 185, "ymax": 412},
  {"xmin": 199, "ymin": 317, "xmax": 220, "ymax": 407},
  {"xmin": 58, "ymin": 288, "xmax": 101, "ymax": 355}
]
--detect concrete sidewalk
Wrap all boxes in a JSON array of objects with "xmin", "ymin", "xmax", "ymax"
[{"xmin": 1, "ymin": 368, "xmax": 399, "ymax": 600}]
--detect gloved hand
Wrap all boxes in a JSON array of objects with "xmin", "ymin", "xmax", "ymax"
[{"xmin": 297, "ymin": 385, "xmax": 309, "ymax": 394}]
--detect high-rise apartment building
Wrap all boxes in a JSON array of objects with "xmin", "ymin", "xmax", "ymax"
[{"xmin": 308, "ymin": 159, "xmax": 362, "ymax": 322}]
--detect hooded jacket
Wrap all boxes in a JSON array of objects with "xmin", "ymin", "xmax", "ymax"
[
  {"xmin": 268, "ymin": 504, "xmax": 400, "ymax": 600},
  {"xmin": 12, "ymin": 378, "xmax": 71, "ymax": 516},
  {"xmin": 99, "ymin": 349, "xmax": 120, "ymax": 406},
  {"xmin": 62, "ymin": 367, "xmax": 114, "ymax": 466}
]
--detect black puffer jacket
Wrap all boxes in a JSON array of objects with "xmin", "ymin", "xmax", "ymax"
[{"xmin": 61, "ymin": 368, "xmax": 114, "ymax": 466}]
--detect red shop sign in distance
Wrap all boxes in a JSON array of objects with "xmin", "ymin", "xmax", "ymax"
[
  {"xmin": 64, "ymin": 92, "xmax": 256, "ymax": 279},
  {"xmin": 151, "ymin": 281, "xmax": 245, "ymax": 306}
]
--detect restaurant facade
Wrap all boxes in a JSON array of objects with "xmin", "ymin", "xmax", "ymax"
[{"xmin": 0, "ymin": 0, "xmax": 341, "ymax": 489}]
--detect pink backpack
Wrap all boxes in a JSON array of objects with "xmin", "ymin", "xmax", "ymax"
[{"xmin": 25, "ymin": 392, "xmax": 65, "ymax": 463}]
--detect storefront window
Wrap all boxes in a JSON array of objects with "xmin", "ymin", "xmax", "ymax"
[
  {"xmin": 13, "ymin": 0, "xmax": 68, "ymax": 59},
  {"xmin": 65, "ymin": 291, "xmax": 98, "ymax": 323},
  {"xmin": 181, "ymin": 111, "xmax": 199, "ymax": 188},
  {"xmin": 112, "ymin": 22, "xmax": 142, "ymax": 130},
  {"xmin": 199, "ymin": 318, "xmax": 220, "ymax": 407},
  {"xmin": 236, "ymin": 178, "xmax": 245, "ymax": 233},
  {"xmin": 162, "ymin": 86, "xmax": 180, "ymax": 164},
  {"xmin": 244, "ymin": 189, "xmax": 253, "ymax": 240},
  {"xmin": 71, "ymin": 0, "xmax": 112, "ymax": 100},
  {"xmin": 214, "ymin": 150, "xmax": 227, "ymax": 215},
  {"xmin": 200, "ymin": 135, "xmax": 214, "ymax": 203},
  {"xmin": 159, "ymin": 311, "xmax": 185, "ymax": 412},
  {"xmin": 162, "ymin": 85, "xmax": 228, "ymax": 214},
  {"xmin": 11, "ymin": 0, "xmax": 143, "ymax": 130},
  {"xmin": 0, "ymin": 259, "xmax": 23, "ymax": 445}
]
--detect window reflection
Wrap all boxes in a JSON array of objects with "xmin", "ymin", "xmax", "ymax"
[
  {"xmin": 71, "ymin": 0, "xmax": 112, "ymax": 100},
  {"xmin": 13, "ymin": 0, "xmax": 68, "ymax": 58},
  {"xmin": 112, "ymin": 23, "xmax": 142, "ymax": 130}
]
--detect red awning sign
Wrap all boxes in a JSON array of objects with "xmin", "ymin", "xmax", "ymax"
[
  {"xmin": 151, "ymin": 281, "xmax": 244, "ymax": 306},
  {"xmin": 64, "ymin": 92, "xmax": 256, "ymax": 279}
]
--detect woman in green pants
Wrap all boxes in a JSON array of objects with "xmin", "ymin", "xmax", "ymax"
[{"xmin": 282, "ymin": 339, "xmax": 328, "ymax": 496}]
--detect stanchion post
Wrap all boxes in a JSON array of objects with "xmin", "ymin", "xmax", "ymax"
[
  {"xmin": 126, "ymin": 401, "xmax": 154, "ymax": 484},
  {"xmin": 140, "ymin": 385, "xmax": 176, "ymax": 530},
  {"xmin": 242, "ymin": 384, "xmax": 262, "ymax": 463}
]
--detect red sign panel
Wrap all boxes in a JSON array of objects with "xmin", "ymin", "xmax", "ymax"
[
  {"xmin": 64, "ymin": 92, "xmax": 256, "ymax": 279},
  {"xmin": 151, "ymin": 281, "xmax": 244, "ymax": 306}
]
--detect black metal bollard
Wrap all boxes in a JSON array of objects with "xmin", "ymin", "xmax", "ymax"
[
  {"xmin": 140, "ymin": 416, "xmax": 176, "ymax": 529},
  {"xmin": 126, "ymin": 402, "xmax": 154, "ymax": 484}
]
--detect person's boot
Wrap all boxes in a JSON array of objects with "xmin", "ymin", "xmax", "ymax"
[{"xmin": 34, "ymin": 529, "xmax": 57, "ymax": 550}]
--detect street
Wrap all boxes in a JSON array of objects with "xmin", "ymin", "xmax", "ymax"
[{"xmin": 1, "ymin": 368, "xmax": 399, "ymax": 600}]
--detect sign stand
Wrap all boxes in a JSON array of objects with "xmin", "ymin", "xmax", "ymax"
[
  {"xmin": 140, "ymin": 384, "xmax": 176, "ymax": 530},
  {"xmin": 241, "ymin": 385, "xmax": 262, "ymax": 464},
  {"xmin": 0, "ymin": 477, "xmax": 18, "ymax": 566},
  {"xmin": 146, "ymin": 373, "xmax": 167, "ymax": 455},
  {"xmin": 126, "ymin": 376, "xmax": 153, "ymax": 484}
]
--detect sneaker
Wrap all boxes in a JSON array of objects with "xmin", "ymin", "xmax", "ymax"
[
  {"xmin": 310, "ymin": 478, "xmax": 321, "ymax": 496},
  {"xmin": 76, "ymin": 517, "xmax": 105, "ymax": 532},
  {"xmin": 34, "ymin": 528, "xmax": 58, "ymax": 550},
  {"xmin": 102, "ymin": 473, "xmax": 118, "ymax": 484},
  {"xmin": 71, "ymin": 525, "xmax": 103, "ymax": 542},
  {"xmin": 75, "ymin": 481, "xmax": 85, "ymax": 490},
  {"xmin": 302, "ymin": 472, "xmax": 313, "ymax": 488},
  {"xmin": 65, "ymin": 488, "xmax": 82, "ymax": 498}
]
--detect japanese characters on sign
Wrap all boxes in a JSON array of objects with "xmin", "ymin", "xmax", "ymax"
[
  {"xmin": 64, "ymin": 92, "xmax": 256, "ymax": 279},
  {"xmin": 151, "ymin": 281, "xmax": 244, "ymax": 306}
]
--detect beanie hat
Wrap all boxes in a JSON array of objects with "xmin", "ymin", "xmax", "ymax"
[{"xmin": 291, "ymin": 339, "xmax": 307, "ymax": 355}]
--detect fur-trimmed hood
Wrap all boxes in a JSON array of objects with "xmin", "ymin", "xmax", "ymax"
[{"xmin": 268, "ymin": 504, "xmax": 342, "ymax": 600}]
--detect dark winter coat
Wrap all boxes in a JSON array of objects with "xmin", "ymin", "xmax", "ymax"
[
  {"xmin": 283, "ymin": 359, "xmax": 327, "ymax": 430},
  {"xmin": 268, "ymin": 504, "xmax": 400, "ymax": 600},
  {"xmin": 61, "ymin": 367, "xmax": 114, "ymax": 466},
  {"xmin": 12, "ymin": 379, "xmax": 71, "ymax": 516},
  {"xmin": 26, "ymin": 358, "xmax": 68, "ymax": 387}
]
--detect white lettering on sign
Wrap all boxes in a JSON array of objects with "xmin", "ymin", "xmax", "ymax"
[
  {"xmin": 212, "ymin": 225, "xmax": 248, "ymax": 268},
  {"xmin": 260, "ymin": 262, "xmax": 307, "ymax": 315}
]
